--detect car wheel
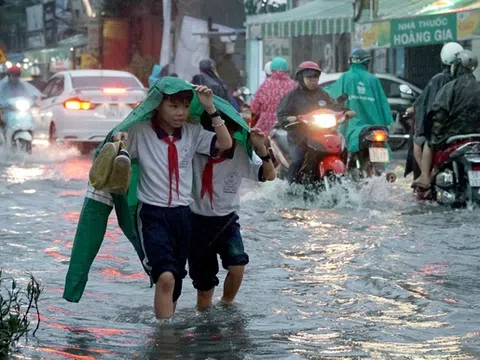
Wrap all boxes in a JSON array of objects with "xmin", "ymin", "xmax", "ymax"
[{"xmin": 49, "ymin": 123, "xmax": 57, "ymax": 145}]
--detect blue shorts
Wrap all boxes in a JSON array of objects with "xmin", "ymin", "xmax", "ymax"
[
  {"xmin": 136, "ymin": 202, "xmax": 191, "ymax": 302},
  {"xmin": 189, "ymin": 212, "xmax": 249, "ymax": 291}
]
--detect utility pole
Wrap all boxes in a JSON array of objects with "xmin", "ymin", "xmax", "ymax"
[{"xmin": 160, "ymin": 0, "xmax": 172, "ymax": 69}]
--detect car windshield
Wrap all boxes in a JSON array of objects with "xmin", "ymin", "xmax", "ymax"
[{"xmin": 71, "ymin": 76, "xmax": 141, "ymax": 89}]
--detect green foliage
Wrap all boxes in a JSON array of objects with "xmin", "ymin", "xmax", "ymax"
[
  {"xmin": 244, "ymin": 0, "xmax": 287, "ymax": 16},
  {"xmin": 0, "ymin": 270, "xmax": 43, "ymax": 358}
]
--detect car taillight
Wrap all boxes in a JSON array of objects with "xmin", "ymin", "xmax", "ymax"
[
  {"xmin": 64, "ymin": 98, "xmax": 93, "ymax": 110},
  {"xmin": 103, "ymin": 88, "xmax": 126, "ymax": 94},
  {"xmin": 129, "ymin": 101, "xmax": 141, "ymax": 108}
]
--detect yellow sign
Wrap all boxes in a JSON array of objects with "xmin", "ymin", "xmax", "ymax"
[
  {"xmin": 0, "ymin": 49, "xmax": 7, "ymax": 63},
  {"xmin": 457, "ymin": 10, "xmax": 480, "ymax": 40},
  {"xmin": 81, "ymin": 53, "xmax": 99, "ymax": 69}
]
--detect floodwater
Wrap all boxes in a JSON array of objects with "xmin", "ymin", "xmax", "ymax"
[{"xmin": 1, "ymin": 146, "xmax": 479, "ymax": 360}]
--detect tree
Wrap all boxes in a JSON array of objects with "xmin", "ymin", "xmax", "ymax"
[
  {"xmin": 0, "ymin": 271, "xmax": 43, "ymax": 358},
  {"xmin": 244, "ymin": 0, "xmax": 287, "ymax": 16}
]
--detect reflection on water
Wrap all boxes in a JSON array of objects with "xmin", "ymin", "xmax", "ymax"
[{"xmin": 1, "ymin": 148, "xmax": 480, "ymax": 359}]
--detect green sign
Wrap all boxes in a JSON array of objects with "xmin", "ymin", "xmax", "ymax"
[{"xmin": 391, "ymin": 14, "xmax": 457, "ymax": 47}]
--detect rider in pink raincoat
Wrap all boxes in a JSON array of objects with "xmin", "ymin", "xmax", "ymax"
[{"xmin": 250, "ymin": 57, "xmax": 296, "ymax": 135}]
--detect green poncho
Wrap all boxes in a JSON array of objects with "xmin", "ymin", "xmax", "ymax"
[
  {"xmin": 325, "ymin": 64, "xmax": 393, "ymax": 152},
  {"xmin": 63, "ymin": 77, "xmax": 249, "ymax": 303}
]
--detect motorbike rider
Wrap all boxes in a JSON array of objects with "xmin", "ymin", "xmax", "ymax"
[
  {"xmin": 408, "ymin": 42, "xmax": 463, "ymax": 184},
  {"xmin": 277, "ymin": 61, "xmax": 355, "ymax": 184},
  {"xmin": 250, "ymin": 57, "xmax": 296, "ymax": 135},
  {"xmin": 413, "ymin": 50, "xmax": 480, "ymax": 189},
  {"xmin": 325, "ymin": 48, "xmax": 392, "ymax": 157},
  {"xmin": 191, "ymin": 59, "xmax": 240, "ymax": 111}
]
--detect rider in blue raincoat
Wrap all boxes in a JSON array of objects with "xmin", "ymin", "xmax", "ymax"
[
  {"xmin": 0, "ymin": 65, "xmax": 43, "ymax": 105},
  {"xmin": 325, "ymin": 49, "xmax": 392, "ymax": 153}
]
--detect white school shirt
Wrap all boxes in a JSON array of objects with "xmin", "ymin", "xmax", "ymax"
[
  {"xmin": 126, "ymin": 121, "xmax": 216, "ymax": 207},
  {"xmin": 190, "ymin": 145, "xmax": 264, "ymax": 217}
]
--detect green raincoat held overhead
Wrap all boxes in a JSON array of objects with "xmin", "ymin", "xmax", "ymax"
[
  {"xmin": 324, "ymin": 64, "xmax": 393, "ymax": 152},
  {"xmin": 63, "ymin": 77, "xmax": 250, "ymax": 303}
]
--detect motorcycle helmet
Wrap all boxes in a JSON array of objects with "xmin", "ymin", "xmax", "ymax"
[
  {"xmin": 295, "ymin": 61, "xmax": 321, "ymax": 79},
  {"xmin": 7, "ymin": 65, "xmax": 21, "ymax": 76},
  {"xmin": 349, "ymin": 48, "xmax": 371, "ymax": 65},
  {"xmin": 264, "ymin": 61, "xmax": 272, "ymax": 77},
  {"xmin": 270, "ymin": 57, "xmax": 288, "ymax": 72},
  {"xmin": 440, "ymin": 42, "xmax": 463, "ymax": 65},
  {"xmin": 452, "ymin": 50, "xmax": 478, "ymax": 76}
]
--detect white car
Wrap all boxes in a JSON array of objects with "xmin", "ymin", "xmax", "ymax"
[{"xmin": 38, "ymin": 70, "xmax": 146, "ymax": 153}]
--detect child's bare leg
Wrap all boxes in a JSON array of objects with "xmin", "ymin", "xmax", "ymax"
[
  {"xmin": 414, "ymin": 142, "xmax": 433, "ymax": 187},
  {"xmin": 222, "ymin": 266, "xmax": 245, "ymax": 303},
  {"xmin": 414, "ymin": 143, "xmax": 423, "ymax": 169},
  {"xmin": 197, "ymin": 289, "xmax": 215, "ymax": 311},
  {"xmin": 154, "ymin": 271, "xmax": 175, "ymax": 319}
]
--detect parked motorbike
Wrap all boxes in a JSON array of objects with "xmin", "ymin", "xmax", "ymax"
[
  {"xmin": 428, "ymin": 135, "xmax": 480, "ymax": 207},
  {"xmin": 269, "ymin": 98, "xmax": 349, "ymax": 190},
  {"xmin": 0, "ymin": 97, "xmax": 35, "ymax": 153},
  {"xmin": 348, "ymin": 126, "xmax": 396, "ymax": 182}
]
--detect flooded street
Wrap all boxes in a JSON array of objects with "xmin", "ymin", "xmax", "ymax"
[{"xmin": 1, "ymin": 146, "xmax": 480, "ymax": 360}]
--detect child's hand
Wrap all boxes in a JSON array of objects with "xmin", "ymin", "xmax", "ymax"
[
  {"xmin": 249, "ymin": 128, "xmax": 266, "ymax": 148},
  {"xmin": 195, "ymin": 85, "xmax": 215, "ymax": 114},
  {"xmin": 113, "ymin": 132, "xmax": 128, "ymax": 142},
  {"xmin": 345, "ymin": 110, "xmax": 356, "ymax": 119}
]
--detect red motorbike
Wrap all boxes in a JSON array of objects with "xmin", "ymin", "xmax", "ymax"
[{"xmin": 269, "ymin": 106, "xmax": 349, "ymax": 189}]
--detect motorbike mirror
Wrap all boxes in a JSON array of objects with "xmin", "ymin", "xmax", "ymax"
[
  {"xmin": 336, "ymin": 94, "xmax": 349, "ymax": 104},
  {"xmin": 399, "ymin": 84, "xmax": 415, "ymax": 100}
]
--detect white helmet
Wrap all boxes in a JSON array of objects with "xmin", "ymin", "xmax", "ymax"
[
  {"xmin": 441, "ymin": 42, "xmax": 464, "ymax": 65},
  {"xmin": 264, "ymin": 61, "xmax": 272, "ymax": 76}
]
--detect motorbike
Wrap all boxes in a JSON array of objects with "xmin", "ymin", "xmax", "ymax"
[
  {"xmin": 348, "ymin": 125, "xmax": 396, "ymax": 182},
  {"xmin": 428, "ymin": 135, "xmax": 480, "ymax": 207},
  {"xmin": 0, "ymin": 97, "xmax": 36, "ymax": 153},
  {"xmin": 269, "ymin": 99, "xmax": 349, "ymax": 190},
  {"xmin": 388, "ymin": 109, "xmax": 414, "ymax": 151}
]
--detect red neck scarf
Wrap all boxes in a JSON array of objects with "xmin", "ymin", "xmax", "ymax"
[
  {"xmin": 153, "ymin": 122, "xmax": 182, "ymax": 207},
  {"xmin": 201, "ymin": 157, "xmax": 227, "ymax": 209},
  {"xmin": 161, "ymin": 136, "xmax": 180, "ymax": 206}
]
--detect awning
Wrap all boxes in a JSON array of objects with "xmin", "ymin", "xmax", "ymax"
[
  {"xmin": 357, "ymin": 0, "xmax": 480, "ymax": 49},
  {"xmin": 246, "ymin": 0, "xmax": 353, "ymax": 38}
]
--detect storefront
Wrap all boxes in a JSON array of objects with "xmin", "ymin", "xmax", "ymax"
[
  {"xmin": 23, "ymin": 34, "xmax": 88, "ymax": 81},
  {"xmin": 246, "ymin": 0, "xmax": 353, "ymax": 92},
  {"xmin": 356, "ymin": 0, "xmax": 480, "ymax": 87}
]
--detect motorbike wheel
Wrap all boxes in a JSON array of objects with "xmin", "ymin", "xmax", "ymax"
[
  {"xmin": 49, "ymin": 123, "xmax": 57, "ymax": 145},
  {"xmin": 14, "ymin": 139, "xmax": 32, "ymax": 154}
]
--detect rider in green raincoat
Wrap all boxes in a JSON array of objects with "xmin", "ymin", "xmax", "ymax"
[
  {"xmin": 63, "ymin": 77, "xmax": 250, "ymax": 303},
  {"xmin": 325, "ymin": 49, "xmax": 392, "ymax": 153}
]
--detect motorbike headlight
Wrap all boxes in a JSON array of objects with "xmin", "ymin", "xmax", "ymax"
[
  {"xmin": 15, "ymin": 99, "xmax": 31, "ymax": 112},
  {"xmin": 312, "ymin": 114, "xmax": 337, "ymax": 129}
]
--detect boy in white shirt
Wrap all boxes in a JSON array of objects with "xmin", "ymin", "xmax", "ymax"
[
  {"xmin": 115, "ymin": 85, "xmax": 232, "ymax": 319},
  {"xmin": 189, "ymin": 118, "xmax": 276, "ymax": 310}
]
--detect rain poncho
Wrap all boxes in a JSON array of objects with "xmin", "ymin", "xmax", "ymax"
[
  {"xmin": 325, "ymin": 64, "xmax": 392, "ymax": 152},
  {"xmin": 0, "ymin": 77, "xmax": 43, "ymax": 105},
  {"xmin": 429, "ymin": 73, "xmax": 480, "ymax": 150},
  {"xmin": 191, "ymin": 59, "xmax": 239, "ymax": 111},
  {"xmin": 250, "ymin": 71, "xmax": 296, "ymax": 134},
  {"xmin": 63, "ymin": 77, "xmax": 250, "ymax": 303},
  {"xmin": 414, "ymin": 68, "xmax": 453, "ymax": 138}
]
